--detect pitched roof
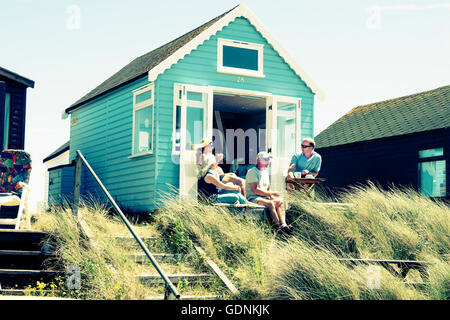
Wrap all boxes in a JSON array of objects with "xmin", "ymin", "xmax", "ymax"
[
  {"xmin": 65, "ymin": 6, "xmax": 235, "ymax": 113},
  {"xmin": 43, "ymin": 141, "xmax": 70, "ymax": 163},
  {"xmin": 315, "ymin": 85, "xmax": 450, "ymax": 148},
  {"xmin": 0, "ymin": 66, "xmax": 35, "ymax": 88},
  {"xmin": 65, "ymin": 4, "xmax": 323, "ymax": 113}
]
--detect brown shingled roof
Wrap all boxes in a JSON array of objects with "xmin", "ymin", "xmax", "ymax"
[
  {"xmin": 315, "ymin": 85, "xmax": 450, "ymax": 148},
  {"xmin": 65, "ymin": 6, "xmax": 236, "ymax": 113}
]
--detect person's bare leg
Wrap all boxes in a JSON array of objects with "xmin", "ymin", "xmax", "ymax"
[
  {"xmin": 257, "ymin": 198, "xmax": 280, "ymax": 226},
  {"xmin": 273, "ymin": 198, "xmax": 287, "ymax": 227}
]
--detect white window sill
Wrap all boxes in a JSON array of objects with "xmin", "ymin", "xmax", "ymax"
[
  {"xmin": 128, "ymin": 151, "xmax": 153, "ymax": 159},
  {"xmin": 217, "ymin": 67, "xmax": 265, "ymax": 78}
]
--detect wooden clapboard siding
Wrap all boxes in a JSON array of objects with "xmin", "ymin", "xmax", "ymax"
[
  {"xmin": 0, "ymin": 78, "xmax": 28, "ymax": 150},
  {"xmin": 48, "ymin": 169, "xmax": 62, "ymax": 205},
  {"xmin": 47, "ymin": 165, "xmax": 75, "ymax": 205},
  {"xmin": 316, "ymin": 128, "xmax": 450, "ymax": 198},
  {"xmin": 61, "ymin": 165, "xmax": 75, "ymax": 203},
  {"xmin": 64, "ymin": 17, "xmax": 316, "ymax": 212},
  {"xmin": 154, "ymin": 17, "xmax": 315, "ymax": 200},
  {"xmin": 69, "ymin": 76, "xmax": 156, "ymax": 212}
]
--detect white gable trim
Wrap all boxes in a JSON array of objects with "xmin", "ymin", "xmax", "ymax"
[{"xmin": 147, "ymin": 3, "xmax": 325, "ymax": 101}]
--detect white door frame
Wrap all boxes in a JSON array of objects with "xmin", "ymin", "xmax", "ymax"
[
  {"xmin": 177, "ymin": 83, "xmax": 213, "ymax": 198},
  {"xmin": 175, "ymin": 83, "xmax": 301, "ymax": 197},
  {"xmin": 266, "ymin": 95, "xmax": 302, "ymax": 195}
]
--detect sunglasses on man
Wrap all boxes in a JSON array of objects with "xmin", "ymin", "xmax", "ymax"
[{"xmin": 301, "ymin": 144, "xmax": 313, "ymax": 148}]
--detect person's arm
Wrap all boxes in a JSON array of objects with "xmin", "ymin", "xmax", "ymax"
[
  {"xmin": 310, "ymin": 155, "xmax": 322, "ymax": 177},
  {"xmin": 248, "ymin": 182, "xmax": 275, "ymax": 197},
  {"xmin": 204, "ymin": 174, "xmax": 240, "ymax": 192}
]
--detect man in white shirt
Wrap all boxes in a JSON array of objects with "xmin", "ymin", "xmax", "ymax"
[{"xmin": 245, "ymin": 152, "xmax": 290, "ymax": 232}]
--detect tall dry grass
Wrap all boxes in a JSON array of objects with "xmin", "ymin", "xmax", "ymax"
[
  {"xmin": 155, "ymin": 184, "xmax": 449, "ymax": 300},
  {"xmin": 33, "ymin": 202, "xmax": 147, "ymax": 299}
]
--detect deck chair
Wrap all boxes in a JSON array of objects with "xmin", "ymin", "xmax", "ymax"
[{"xmin": 0, "ymin": 150, "xmax": 32, "ymax": 229}]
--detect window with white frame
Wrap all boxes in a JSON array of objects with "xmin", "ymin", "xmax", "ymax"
[
  {"xmin": 418, "ymin": 147, "xmax": 446, "ymax": 197},
  {"xmin": 172, "ymin": 85, "xmax": 182, "ymax": 154},
  {"xmin": 132, "ymin": 84, "xmax": 154, "ymax": 156},
  {"xmin": 172, "ymin": 85, "xmax": 208, "ymax": 154},
  {"xmin": 217, "ymin": 38, "xmax": 264, "ymax": 77}
]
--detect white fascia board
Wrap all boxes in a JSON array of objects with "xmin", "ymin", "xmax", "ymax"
[{"xmin": 147, "ymin": 3, "xmax": 325, "ymax": 101}]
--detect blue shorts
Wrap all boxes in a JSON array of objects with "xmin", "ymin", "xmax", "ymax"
[{"xmin": 247, "ymin": 195, "xmax": 269, "ymax": 203}]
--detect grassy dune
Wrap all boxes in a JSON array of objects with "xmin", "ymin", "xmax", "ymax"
[
  {"xmin": 156, "ymin": 184, "xmax": 449, "ymax": 300},
  {"xmin": 32, "ymin": 202, "xmax": 147, "ymax": 299},
  {"xmin": 31, "ymin": 184, "xmax": 449, "ymax": 300}
]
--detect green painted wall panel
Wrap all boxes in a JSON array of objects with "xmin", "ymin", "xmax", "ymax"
[
  {"xmin": 69, "ymin": 76, "xmax": 157, "ymax": 212},
  {"xmin": 154, "ymin": 17, "xmax": 316, "ymax": 201},
  {"xmin": 64, "ymin": 16, "xmax": 316, "ymax": 213}
]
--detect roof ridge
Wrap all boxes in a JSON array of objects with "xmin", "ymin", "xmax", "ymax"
[
  {"xmin": 345, "ymin": 84, "xmax": 450, "ymax": 116},
  {"xmin": 65, "ymin": 5, "xmax": 238, "ymax": 112},
  {"xmin": 65, "ymin": 3, "xmax": 324, "ymax": 113},
  {"xmin": 0, "ymin": 66, "xmax": 35, "ymax": 88},
  {"xmin": 315, "ymin": 85, "xmax": 449, "ymax": 148},
  {"xmin": 131, "ymin": 5, "xmax": 238, "ymax": 68}
]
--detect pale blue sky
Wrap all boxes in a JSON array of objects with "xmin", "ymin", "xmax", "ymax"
[{"xmin": 1, "ymin": 0, "xmax": 449, "ymax": 207}]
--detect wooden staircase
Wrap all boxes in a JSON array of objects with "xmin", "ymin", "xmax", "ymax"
[
  {"xmin": 115, "ymin": 236, "xmax": 235, "ymax": 300},
  {"xmin": 0, "ymin": 206, "xmax": 21, "ymax": 230},
  {"xmin": 0, "ymin": 230, "xmax": 64, "ymax": 297}
]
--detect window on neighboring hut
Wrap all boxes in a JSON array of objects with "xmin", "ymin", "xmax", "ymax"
[
  {"xmin": 418, "ymin": 147, "xmax": 446, "ymax": 197},
  {"xmin": 217, "ymin": 38, "xmax": 264, "ymax": 77},
  {"xmin": 132, "ymin": 84, "xmax": 154, "ymax": 156},
  {"xmin": 173, "ymin": 86, "xmax": 182, "ymax": 154}
]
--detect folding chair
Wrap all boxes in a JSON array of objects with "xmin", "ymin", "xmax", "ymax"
[{"xmin": 0, "ymin": 150, "xmax": 32, "ymax": 229}]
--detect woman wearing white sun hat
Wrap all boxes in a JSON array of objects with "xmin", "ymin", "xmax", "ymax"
[
  {"xmin": 197, "ymin": 152, "xmax": 246, "ymax": 204},
  {"xmin": 196, "ymin": 137, "xmax": 246, "ymax": 197}
]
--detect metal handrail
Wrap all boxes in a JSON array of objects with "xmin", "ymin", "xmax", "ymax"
[{"xmin": 72, "ymin": 150, "xmax": 180, "ymax": 299}]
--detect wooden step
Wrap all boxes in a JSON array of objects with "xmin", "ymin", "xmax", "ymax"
[
  {"xmin": 137, "ymin": 273, "xmax": 212, "ymax": 284},
  {"xmin": 0, "ymin": 250, "xmax": 56, "ymax": 270},
  {"xmin": 0, "ymin": 230, "xmax": 48, "ymax": 251},
  {"xmin": 0, "ymin": 295, "xmax": 72, "ymax": 300},
  {"xmin": 0, "ymin": 206, "xmax": 20, "ymax": 219},
  {"xmin": 114, "ymin": 236, "xmax": 167, "ymax": 243},
  {"xmin": 0, "ymin": 269, "xmax": 64, "ymax": 289},
  {"xmin": 0, "ymin": 219, "xmax": 16, "ymax": 225},
  {"xmin": 0, "ymin": 230, "xmax": 47, "ymax": 242},
  {"xmin": 144, "ymin": 294, "xmax": 219, "ymax": 300},
  {"xmin": 129, "ymin": 253, "xmax": 188, "ymax": 263},
  {"xmin": 0, "ymin": 218, "xmax": 16, "ymax": 229},
  {"xmin": 0, "ymin": 289, "xmax": 62, "ymax": 296},
  {"xmin": 0, "ymin": 219, "xmax": 16, "ymax": 230},
  {"xmin": 338, "ymin": 258, "xmax": 429, "ymax": 266},
  {"xmin": 0, "ymin": 269, "xmax": 63, "ymax": 276},
  {"xmin": 0, "ymin": 250, "xmax": 54, "ymax": 256}
]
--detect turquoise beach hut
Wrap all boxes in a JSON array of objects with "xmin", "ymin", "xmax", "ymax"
[{"xmin": 46, "ymin": 4, "xmax": 323, "ymax": 212}]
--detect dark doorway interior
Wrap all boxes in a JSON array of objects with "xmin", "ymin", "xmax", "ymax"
[{"xmin": 212, "ymin": 93, "xmax": 266, "ymax": 177}]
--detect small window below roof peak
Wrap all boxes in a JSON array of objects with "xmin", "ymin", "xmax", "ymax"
[{"xmin": 217, "ymin": 38, "xmax": 264, "ymax": 78}]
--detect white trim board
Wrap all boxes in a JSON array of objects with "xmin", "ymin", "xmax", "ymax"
[{"xmin": 148, "ymin": 3, "xmax": 324, "ymax": 101}]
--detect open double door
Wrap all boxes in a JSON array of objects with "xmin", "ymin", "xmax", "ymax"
[{"xmin": 175, "ymin": 84, "xmax": 301, "ymax": 198}]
